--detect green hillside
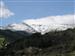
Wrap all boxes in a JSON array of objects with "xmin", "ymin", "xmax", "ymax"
[
  {"xmin": 0, "ymin": 28, "xmax": 75, "ymax": 56},
  {"xmin": 0, "ymin": 29, "xmax": 30, "ymax": 43},
  {"xmin": 0, "ymin": 35, "xmax": 6, "ymax": 48}
]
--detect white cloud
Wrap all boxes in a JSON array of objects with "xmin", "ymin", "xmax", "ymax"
[
  {"xmin": 0, "ymin": 1, "xmax": 14, "ymax": 18},
  {"xmin": 23, "ymin": 14, "xmax": 75, "ymax": 25}
]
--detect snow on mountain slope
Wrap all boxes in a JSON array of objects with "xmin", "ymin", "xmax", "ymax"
[
  {"xmin": 1, "ymin": 23, "xmax": 75, "ymax": 35},
  {"xmin": 4, "ymin": 23, "xmax": 37, "ymax": 33},
  {"xmin": 26, "ymin": 24, "xmax": 75, "ymax": 34},
  {"xmin": 0, "ymin": 14, "xmax": 75, "ymax": 34}
]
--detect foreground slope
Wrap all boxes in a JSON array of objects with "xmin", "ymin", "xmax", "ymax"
[{"xmin": 0, "ymin": 28, "xmax": 75, "ymax": 56}]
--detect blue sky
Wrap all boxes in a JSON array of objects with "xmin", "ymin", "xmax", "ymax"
[{"xmin": 0, "ymin": 0, "xmax": 74, "ymax": 26}]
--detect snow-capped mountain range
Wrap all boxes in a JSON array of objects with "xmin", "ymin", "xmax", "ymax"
[{"xmin": 0, "ymin": 22, "xmax": 75, "ymax": 34}]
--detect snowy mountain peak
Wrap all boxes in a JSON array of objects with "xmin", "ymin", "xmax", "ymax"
[
  {"xmin": 4, "ymin": 23, "xmax": 36, "ymax": 33},
  {"xmin": 1, "ymin": 22, "xmax": 74, "ymax": 35}
]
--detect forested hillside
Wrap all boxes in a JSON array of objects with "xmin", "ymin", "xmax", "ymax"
[
  {"xmin": 0, "ymin": 28, "xmax": 75, "ymax": 56},
  {"xmin": 0, "ymin": 29, "xmax": 31, "ymax": 43}
]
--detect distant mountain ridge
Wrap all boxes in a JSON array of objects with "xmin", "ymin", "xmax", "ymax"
[{"xmin": 0, "ymin": 23, "xmax": 75, "ymax": 34}]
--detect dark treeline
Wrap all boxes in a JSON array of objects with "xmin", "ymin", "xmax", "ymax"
[
  {"xmin": 0, "ymin": 28, "xmax": 75, "ymax": 56},
  {"xmin": 0, "ymin": 29, "xmax": 31, "ymax": 43}
]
